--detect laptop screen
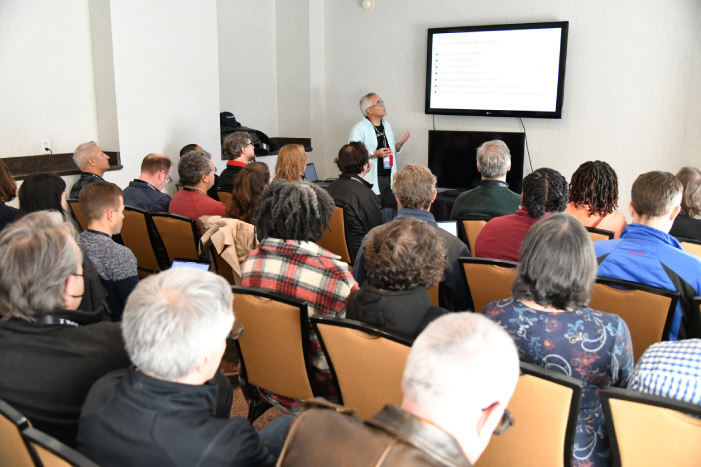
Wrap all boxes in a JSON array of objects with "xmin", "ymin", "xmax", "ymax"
[
  {"xmin": 171, "ymin": 259, "xmax": 211, "ymax": 272},
  {"xmin": 304, "ymin": 163, "xmax": 318, "ymax": 182},
  {"xmin": 436, "ymin": 221, "xmax": 458, "ymax": 237}
]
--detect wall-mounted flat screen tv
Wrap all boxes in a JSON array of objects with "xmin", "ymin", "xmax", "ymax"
[
  {"xmin": 425, "ymin": 21, "xmax": 569, "ymax": 119},
  {"xmin": 428, "ymin": 130, "xmax": 525, "ymax": 193}
]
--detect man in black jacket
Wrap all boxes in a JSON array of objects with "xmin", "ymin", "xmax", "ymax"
[{"xmin": 326, "ymin": 142, "xmax": 384, "ymax": 260}]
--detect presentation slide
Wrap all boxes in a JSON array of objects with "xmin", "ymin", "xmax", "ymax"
[{"xmin": 429, "ymin": 28, "xmax": 562, "ymax": 112}]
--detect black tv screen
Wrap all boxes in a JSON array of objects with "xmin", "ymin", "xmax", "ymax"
[
  {"xmin": 428, "ymin": 130, "xmax": 525, "ymax": 193},
  {"xmin": 425, "ymin": 21, "xmax": 568, "ymax": 119}
]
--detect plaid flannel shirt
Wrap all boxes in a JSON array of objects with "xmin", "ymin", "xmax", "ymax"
[{"xmin": 241, "ymin": 238, "xmax": 358, "ymax": 414}]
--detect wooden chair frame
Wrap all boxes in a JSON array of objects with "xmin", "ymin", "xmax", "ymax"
[
  {"xmin": 230, "ymin": 286, "xmax": 319, "ymax": 421},
  {"xmin": 310, "ymin": 314, "xmax": 413, "ymax": 407},
  {"xmin": 66, "ymin": 199, "xmax": 87, "ymax": 232},
  {"xmin": 217, "ymin": 189, "xmax": 233, "ymax": 207},
  {"xmin": 122, "ymin": 206, "xmax": 162, "ymax": 275},
  {"xmin": 0, "ymin": 398, "xmax": 36, "ymax": 467},
  {"xmin": 675, "ymin": 236, "xmax": 701, "ymax": 261},
  {"xmin": 586, "ymin": 226, "xmax": 615, "ymax": 241},
  {"xmin": 458, "ymin": 257, "xmax": 518, "ymax": 313},
  {"xmin": 600, "ymin": 386, "xmax": 701, "ymax": 467},
  {"xmin": 23, "ymin": 427, "xmax": 100, "ymax": 467},
  {"xmin": 457, "ymin": 215, "xmax": 493, "ymax": 255},
  {"xmin": 150, "ymin": 212, "xmax": 200, "ymax": 265}
]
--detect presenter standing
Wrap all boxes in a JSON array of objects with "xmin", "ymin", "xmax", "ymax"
[{"xmin": 349, "ymin": 93, "xmax": 410, "ymax": 210}]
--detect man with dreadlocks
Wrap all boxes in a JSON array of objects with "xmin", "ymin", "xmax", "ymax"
[
  {"xmin": 241, "ymin": 180, "xmax": 358, "ymax": 414},
  {"xmin": 566, "ymin": 161, "xmax": 627, "ymax": 238},
  {"xmin": 475, "ymin": 168, "xmax": 568, "ymax": 264}
]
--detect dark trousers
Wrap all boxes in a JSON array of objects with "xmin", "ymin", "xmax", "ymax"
[{"xmin": 377, "ymin": 174, "xmax": 397, "ymax": 210}]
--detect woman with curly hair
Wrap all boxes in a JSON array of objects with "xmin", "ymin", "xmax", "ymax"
[
  {"xmin": 274, "ymin": 144, "xmax": 306, "ymax": 181},
  {"xmin": 241, "ymin": 179, "xmax": 357, "ymax": 414},
  {"xmin": 225, "ymin": 162, "xmax": 270, "ymax": 224},
  {"xmin": 345, "ymin": 217, "xmax": 450, "ymax": 338},
  {"xmin": 0, "ymin": 159, "xmax": 17, "ymax": 232},
  {"xmin": 566, "ymin": 161, "xmax": 627, "ymax": 238},
  {"xmin": 669, "ymin": 166, "xmax": 701, "ymax": 241}
]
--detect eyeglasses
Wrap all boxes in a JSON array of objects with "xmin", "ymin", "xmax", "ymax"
[
  {"xmin": 367, "ymin": 99, "xmax": 384, "ymax": 109},
  {"xmin": 227, "ymin": 321, "xmax": 244, "ymax": 341},
  {"xmin": 246, "ymin": 142, "xmax": 255, "ymax": 148},
  {"xmin": 165, "ymin": 173, "xmax": 173, "ymax": 184},
  {"xmin": 71, "ymin": 273, "xmax": 83, "ymax": 280},
  {"xmin": 484, "ymin": 405, "xmax": 514, "ymax": 435}
]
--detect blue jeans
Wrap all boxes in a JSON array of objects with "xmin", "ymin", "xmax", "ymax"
[{"xmin": 258, "ymin": 414, "xmax": 295, "ymax": 458}]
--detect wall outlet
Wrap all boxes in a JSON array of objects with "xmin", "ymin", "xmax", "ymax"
[{"xmin": 41, "ymin": 139, "xmax": 51, "ymax": 153}]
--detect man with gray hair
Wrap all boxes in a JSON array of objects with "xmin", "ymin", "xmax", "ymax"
[
  {"xmin": 276, "ymin": 313, "xmax": 520, "ymax": 467},
  {"xmin": 218, "ymin": 131, "xmax": 256, "ymax": 189},
  {"xmin": 450, "ymin": 140, "xmax": 521, "ymax": 220},
  {"xmin": 169, "ymin": 149, "xmax": 225, "ymax": 226},
  {"xmin": 349, "ymin": 93, "xmax": 411, "ymax": 210},
  {"xmin": 0, "ymin": 211, "xmax": 130, "ymax": 448},
  {"xmin": 354, "ymin": 164, "xmax": 471, "ymax": 311},
  {"xmin": 77, "ymin": 268, "xmax": 293, "ymax": 467},
  {"xmin": 69, "ymin": 140, "xmax": 112, "ymax": 198}
]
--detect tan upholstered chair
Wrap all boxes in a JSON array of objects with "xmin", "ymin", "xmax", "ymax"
[
  {"xmin": 231, "ymin": 286, "xmax": 319, "ymax": 421},
  {"xmin": 600, "ymin": 387, "xmax": 701, "ymax": 467},
  {"xmin": 589, "ymin": 277, "xmax": 679, "ymax": 361},
  {"xmin": 459, "ymin": 257, "xmax": 518, "ymax": 313},
  {"xmin": 121, "ymin": 206, "xmax": 161, "ymax": 278},
  {"xmin": 315, "ymin": 205, "xmax": 353, "ymax": 265},
  {"xmin": 23, "ymin": 427, "xmax": 99, "ymax": 467},
  {"xmin": 66, "ymin": 199, "xmax": 87, "ymax": 232},
  {"xmin": 586, "ymin": 226, "xmax": 614, "ymax": 242},
  {"xmin": 176, "ymin": 183, "xmax": 184, "ymax": 191},
  {"xmin": 427, "ymin": 284, "xmax": 440, "ymax": 307},
  {"xmin": 311, "ymin": 315, "xmax": 412, "ymax": 420},
  {"xmin": 212, "ymin": 246, "xmax": 237, "ymax": 285},
  {"xmin": 677, "ymin": 237, "xmax": 701, "ymax": 261},
  {"xmin": 217, "ymin": 190, "xmax": 233, "ymax": 207},
  {"xmin": 151, "ymin": 212, "xmax": 200, "ymax": 265},
  {"xmin": 476, "ymin": 362, "xmax": 584, "ymax": 467},
  {"xmin": 458, "ymin": 216, "xmax": 492, "ymax": 255},
  {"xmin": 0, "ymin": 398, "xmax": 35, "ymax": 467}
]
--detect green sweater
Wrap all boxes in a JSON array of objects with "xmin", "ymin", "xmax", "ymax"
[{"xmin": 449, "ymin": 182, "xmax": 521, "ymax": 220}]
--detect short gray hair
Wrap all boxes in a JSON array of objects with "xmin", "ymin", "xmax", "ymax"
[
  {"xmin": 402, "ymin": 313, "xmax": 519, "ymax": 414},
  {"xmin": 178, "ymin": 150, "xmax": 213, "ymax": 186},
  {"xmin": 476, "ymin": 140, "xmax": 511, "ymax": 179},
  {"xmin": 392, "ymin": 164, "xmax": 437, "ymax": 210},
  {"xmin": 223, "ymin": 131, "xmax": 251, "ymax": 160},
  {"xmin": 0, "ymin": 211, "xmax": 81, "ymax": 321},
  {"xmin": 359, "ymin": 93, "xmax": 377, "ymax": 117},
  {"xmin": 73, "ymin": 141, "xmax": 97, "ymax": 170},
  {"xmin": 631, "ymin": 171, "xmax": 683, "ymax": 218},
  {"xmin": 121, "ymin": 268, "xmax": 234, "ymax": 381}
]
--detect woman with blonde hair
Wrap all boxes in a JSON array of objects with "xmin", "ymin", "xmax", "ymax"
[{"xmin": 274, "ymin": 144, "xmax": 306, "ymax": 181}]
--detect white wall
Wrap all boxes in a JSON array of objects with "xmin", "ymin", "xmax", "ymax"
[
  {"xmin": 109, "ymin": 0, "xmax": 222, "ymax": 193},
  {"xmin": 322, "ymin": 0, "xmax": 701, "ymax": 216}
]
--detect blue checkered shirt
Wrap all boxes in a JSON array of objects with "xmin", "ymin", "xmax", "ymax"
[{"xmin": 628, "ymin": 339, "xmax": 701, "ymax": 404}]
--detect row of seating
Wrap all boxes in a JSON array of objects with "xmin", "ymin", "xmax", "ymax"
[{"xmin": 229, "ymin": 284, "xmax": 701, "ymax": 467}]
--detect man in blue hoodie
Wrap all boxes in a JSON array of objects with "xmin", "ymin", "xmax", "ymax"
[{"xmin": 595, "ymin": 171, "xmax": 701, "ymax": 340}]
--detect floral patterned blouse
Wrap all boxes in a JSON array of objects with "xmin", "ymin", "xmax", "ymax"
[{"xmin": 484, "ymin": 298, "xmax": 634, "ymax": 467}]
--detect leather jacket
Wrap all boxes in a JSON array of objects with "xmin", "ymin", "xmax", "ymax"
[{"xmin": 277, "ymin": 399, "xmax": 473, "ymax": 467}]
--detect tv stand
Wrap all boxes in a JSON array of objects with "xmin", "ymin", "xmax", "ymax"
[{"xmin": 440, "ymin": 189, "xmax": 464, "ymax": 197}]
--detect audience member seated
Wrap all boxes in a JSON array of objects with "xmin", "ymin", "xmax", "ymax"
[
  {"xmin": 450, "ymin": 140, "xmax": 521, "ymax": 220},
  {"xmin": 346, "ymin": 217, "xmax": 449, "ymax": 338},
  {"xmin": 76, "ymin": 183, "xmax": 139, "ymax": 321},
  {"xmin": 122, "ymin": 153, "xmax": 173, "ymax": 212},
  {"xmin": 326, "ymin": 142, "xmax": 384, "ymax": 260},
  {"xmin": 484, "ymin": 213, "xmax": 633, "ymax": 467},
  {"xmin": 78, "ymin": 268, "xmax": 292, "ymax": 466},
  {"xmin": 0, "ymin": 211, "xmax": 130, "ymax": 447},
  {"xmin": 241, "ymin": 180, "xmax": 358, "ymax": 413},
  {"xmin": 225, "ymin": 161, "xmax": 271, "ymax": 224},
  {"xmin": 69, "ymin": 141, "xmax": 111, "ymax": 198},
  {"xmin": 275, "ymin": 144, "xmax": 307, "ymax": 181},
  {"xmin": 354, "ymin": 164, "xmax": 471, "ymax": 311},
  {"xmin": 669, "ymin": 166, "xmax": 701, "ymax": 241},
  {"xmin": 0, "ymin": 159, "xmax": 17, "ymax": 232},
  {"xmin": 628, "ymin": 339, "xmax": 701, "ymax": 404},
  {"xmin": 566, "ymin": 160, "xmax": 627, "ymax": 238},
  {"xmin": 181, "ymin": 143, "xmax": 220, "ymax": 201},
  {"xmin": 475, "ymin": 167, "xmax": 568, "ymax": 262},
  {"xmin": 595, "ymin": 171, "xmax": 701, "ymax": 341},
  {"xmin": 170, "ymin": 150, "xmax": 226, "ymax": 226},
  {"xmin": 219, "ymin": 131, "xmax": 255, "ymax": 190},
  {"xmin": 276, "ymin": 313, "xmax": 519, "ymax": 467}
]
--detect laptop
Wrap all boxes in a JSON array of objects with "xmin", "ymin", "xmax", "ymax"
[
  {"xmin": 436, "ymin": 221, "xmax": 458, "ymax": 237},
  {"xmin": 171, "ymin": 258, "xmax": 211, "ymax": 272},
  {"xmin": 304, "ymin": 163, "xmax": 333, "ymax": 189}
]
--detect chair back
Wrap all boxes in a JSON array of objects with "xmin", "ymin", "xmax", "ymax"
[
  {"xmin": 66, "ymin": 199, "xmax": 87, "ymax": 232},
  {"xmin": 476, "ymin": 362, "xmax": 583, "ymax": 467},
  {"xmin": 586, "ymin": 226, "xmax": 614, "ymax": 242},
  {"xmin": 212, "ymin": 245, "xmax": 239, "ymax": 285},
  {"xmin": 217, "ymin": 190, "xmax": 233, "ymax": 207},
  {"xmin": 311, "ymin": 315, "xmax": 412, "ymax": 419},
  {"xmin": 458, "ymin": 216, "xmax": 492, "ymax": 255},
  {"xmin": 232, "ymin": 286, "xmax": 318, "ymax": 401},
  {"xmin": 121, "ymin": 206, "xmax": 160, "ymax": 276},
  {"xmin": 151, "ymin": 212, "xmax": 200, "ymax": 265},
  {"xmin": 589, "ymin": 277, "xmax": 679, "ymax": 361},
  {"xmin": 677, "ymin": 237, "xmax": 701, "ymax": 261},
  {"xmin": 427, "ymin": 284, "xmax": 439, "ymax": 307},
  {"xmin": 600, "ymin": 387, "xmax": 701, "ymax": 467},
  {"xmin": 23, "ymin": 427, "xmax": 99, "ymax": 467},
  {"xmin": 315, "ymin": 205, "xmax": 352, "ymax": 264},
  {"xmin": 0, "ymin": 398, "xmax": 36, "ymax": 467},
  {"xmin": 176, "ymin": 183, "xmax": 184, "ymax": 191},
  {"xmin": 459, "ymin": 257, "xmax": 518, "ymax": 313}
]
